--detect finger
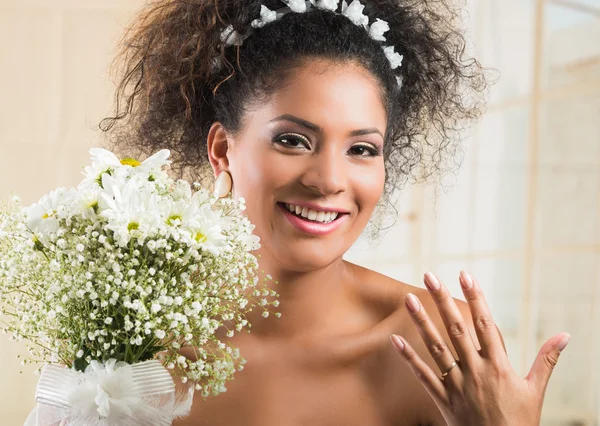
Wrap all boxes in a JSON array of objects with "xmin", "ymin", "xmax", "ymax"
[
  {"xmin": 459, "ymin": 271, "xmax": 506, "ymax": 361},
  {"xmin": 390, "ymin": 334, "xmax": 449, "ymax": 405},
  {"xmin": 423, "ymin": 272, "xmax": 479, "ymax": 366},
  {"xmin": 526, "ymin": 332, "xmax": 570, "ymax": 392},
  {"xmin": 404, "ymin": 292, "xmax": 462, "ymax": 382}
]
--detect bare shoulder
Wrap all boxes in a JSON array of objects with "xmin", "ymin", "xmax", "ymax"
[
  {"xmin": 344, "ymin": 260, "xmax": 413, "ymax": 315},
  {"xmin": 347, "ymin": 261, "xmax": 480, "ymax": 346},
  {"xmin": 346, "ymin": 262, "xmax": 515, "ymax": 425},
  {"xmin": 343, "ymin": 262, "xmax": 458, "ymax": 425},
  {"xmin": 346, "ymin": 260, "xmax": 471, "ymax": 323}
]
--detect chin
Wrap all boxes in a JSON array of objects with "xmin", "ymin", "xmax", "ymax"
[
  {"xmin": 276, "ymin": 254, "xmax": 340, "ymax": 273},
  {"xmin": 268, "ymin": 237, "xmax": 349, "ymax": 273}
]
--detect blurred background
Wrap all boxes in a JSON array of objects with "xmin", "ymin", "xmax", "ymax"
[{"xmin": 0, "ymin": 0, "xmax": 598, "ymax": 424}]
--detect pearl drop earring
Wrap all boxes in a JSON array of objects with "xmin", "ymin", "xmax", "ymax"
[{"xmin": 213, "ymin": 171, "xmax": 233, "ymax": 198}]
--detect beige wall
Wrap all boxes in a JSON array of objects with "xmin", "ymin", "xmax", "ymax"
[
  {"xmin": 347, "ymin": 2, "xmax": 600, "ymax": 424},
  {"xmin": 0, "ymin": 1, "xmax": 145, "ymax": 424},
  {"xmin": 1, "ymin": 0, "xmax": 599, "ymax": 425}
]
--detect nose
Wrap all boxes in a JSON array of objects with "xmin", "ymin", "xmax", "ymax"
[{"xmin": 299, "ymin": 145, "xmax": 348, "ymax": 196}]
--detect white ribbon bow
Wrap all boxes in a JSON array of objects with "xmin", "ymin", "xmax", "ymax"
[{"xmin": 25, "ymin": 359, "xmax": 194, "ymax": 426}]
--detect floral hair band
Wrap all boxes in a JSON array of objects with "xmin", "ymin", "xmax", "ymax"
[{"xmin": 216, "ymin": 0, "xmax": 404, "ymax": 88}]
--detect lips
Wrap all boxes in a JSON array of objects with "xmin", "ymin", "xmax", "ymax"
[
  {"xmin": 281, "ymin": 203, "xmax": 339, "ymax": 224},
  {"xmin": 277, "ymin": 202, "xmax": 349, "ymax": 236},
  {"xmin": 279, "ymin": 201, "xmax": 350, "ymax": 214}
]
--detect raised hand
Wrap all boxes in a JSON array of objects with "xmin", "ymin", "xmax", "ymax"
[{"xmin": 390, "ymin": 271, "xmax": 570, "ymax": 426}]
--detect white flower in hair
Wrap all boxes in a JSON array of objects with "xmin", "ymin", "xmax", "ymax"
[
  {"xmin": 251, "ymin": 5, "xmax": 279, "ymax": 28},
  {"xmin": 369, "ymin": 18, "xmax": 389, "ymax": 41},
  {"xmin": 383, "ymin": 46, "xmax": 403, "ymax": 69},
  {"xmin": 396, "ymin": 75, "xmax": 404, "ymax": 89},
  {"xmin": 214, "ymin": 0, "xmax": 405, "ymax": 87},
  {"xmin": 284, "ymin": 0, "xmax": 310, "ymax": 13},
  {"xmin": 309, "ymin": 0, "xmax": 339, "ymax": 11},
  {"xmin": 220, "ymin": 25, "xmax": 244, "ymax": 46},
  {"xmin": 341, "ymin": 0, "xmax": 369, "ymax": 27},
  {"xmin": 211, "ymin": 56, "xmax": 223, "ymax": 72}
]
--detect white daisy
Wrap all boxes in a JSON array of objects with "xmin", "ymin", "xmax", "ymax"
[
  {"xmin": 310, "ymin": 0, "xmax": 339, "ymax": 11},
  {"xmin": 285, "ymin": 0, "xmax": 309, "ymax": 13},
  {"xmin": 187, "ymin": 204, "xmax": 228, "ymax": 254},
  {"xmin": 396, "ymin": 75, "xmax": 404, "ymax": 89},
  {"xmin": 171, "ymin": 179, "xmax": 193, "ymax": 201},
  {"xmin": 220, "ymin": 25, "xmax": 244, "ymax": 46},
  {"xmin": 160, "ymin": 198, "xmax": 199, "ymax": 230},
  {"xmin": 251, "ymin": 5, "xmax": 279, "ymax": 28},
  {"xmin": 133, "ymin": 149, "xmax": 171, "ymax": 176},
  {"xmin": 383, "ymin": 46, "xmax": 403, "ymax": 69},
  {"xmin": 369, "ymin": 18, "xmax": 389, "ymax": 41},
  {"xmin": 76, "ymin": 188, "xmax": 102, "ymax": 221},
  {"xmin": 25, "ymin": 187, "xmax": 76, "ymax": 237},
  {"xmin": 100, "ymin": 174, "xmax": 161, "ymax": 245},
  {"xmin": 82, "ymin": 148, "xmax": 123, "ymax": 187},
  {"xmin": 341, "ymin": 0, "xmax": 369, "ymax": 27}
]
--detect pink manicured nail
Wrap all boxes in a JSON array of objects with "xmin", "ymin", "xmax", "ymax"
[
  {"xmin": 459, "ymin": 270, "xmax": 473, "ymax": 289},
  {"xmin": 390, "ymin": 334, "xmax": 405, "ymax": 352},
  {"xmin": 424, "ymin": 272, "xmax": 441, "ymax": 291},
  {"xmin": 406, "ymin": 293, "xmax": 421, "ymax": 313},
  {"xmin": 558, "ymin": 333, "xmax": 571, "ymax": 352}
]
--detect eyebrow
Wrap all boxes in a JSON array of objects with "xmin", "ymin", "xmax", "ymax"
[{"xmin": 269, "ymin": 114, "xmax": 383, "ymax": 138}]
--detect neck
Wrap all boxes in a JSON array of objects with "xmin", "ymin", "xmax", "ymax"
[{"xmin": 243, "ymin": 250, "xmax": 359, "ymax": 341}]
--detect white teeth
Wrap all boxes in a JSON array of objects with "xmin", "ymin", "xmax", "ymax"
[{"xmin": 284, "ymin": 203, "xmax": 340, "ymax": 224}]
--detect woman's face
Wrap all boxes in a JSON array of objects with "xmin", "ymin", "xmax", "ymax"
[{"xmin": 222, "ymin": 60, "xmax": 387, "ymax": 272}]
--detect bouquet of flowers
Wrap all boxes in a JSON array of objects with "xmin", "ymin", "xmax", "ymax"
[{"xmin": 0, "ymin": 148, "xmax": 279, "ymax": 425}]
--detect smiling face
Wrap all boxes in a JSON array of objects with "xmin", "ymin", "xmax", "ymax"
[{"xmin": 211, "ymin": 59, "xmax": 387, "ymax": 272}]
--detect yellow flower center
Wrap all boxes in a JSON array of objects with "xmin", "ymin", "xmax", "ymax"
[
  {"xmin": 42, "ymin": 210, "xmax": 56, "ymax": 219},
  {"xmin": 128, "ymin": 222, "xmax": 139, "ymax": 231},
  {"xmin": 89, "ymin": 201, "xmax": 99, "ymax": 213},
  {"xmin": 120, "ymin": 158, "xmax": 141, "ymax": 167},
  {"xmin": 167, "ymin": 215, "xmax": 182, "ymax": 226},
  {"xmin": 195, "ymin": 232, "xmax": 207, "ymax": 243}
]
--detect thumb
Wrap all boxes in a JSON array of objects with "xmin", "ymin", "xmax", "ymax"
[{"xmin": 526, "ymin": 332, "xmax": 570, "ymax": 391}]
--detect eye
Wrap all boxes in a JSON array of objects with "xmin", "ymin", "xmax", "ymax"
[
  {"xmin": 274, "ymin": 133, "xmax": 310, "ymax": 149},
  {"xmin": 348, "ymin": 144, "xmax": 382, "ymax": 157}
]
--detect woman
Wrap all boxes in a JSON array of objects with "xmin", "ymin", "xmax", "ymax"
[{"xmin": 101, "ymin": 0, "xmax": 570, "ymax": 424}]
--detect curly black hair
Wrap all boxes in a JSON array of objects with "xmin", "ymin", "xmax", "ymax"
[{"xmin": 100, "ymin": 0, "xmax": 490, "ymax": 236}]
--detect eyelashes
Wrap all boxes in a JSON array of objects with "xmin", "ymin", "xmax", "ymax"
[
  {"xmin": 273, "ymin": 133, "xmax": 382, "ymax": 157},
  {"xmin": 350, "ymin": 144, "xmax": 383, "ymax": 157},
  {"xmin": 274, "ymin": 133, "xmax": 308, "ymax": 149}
]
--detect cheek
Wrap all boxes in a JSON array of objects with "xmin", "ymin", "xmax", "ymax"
[
  {"xmin": 354, "ymin": 164, "xmax": 385, "ymax": 209},
  {"xmin": 230, "ymin": 149, "xmax": 281, "ymax": 200}
]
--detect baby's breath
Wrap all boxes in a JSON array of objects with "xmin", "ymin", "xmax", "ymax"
[{"xmin": 0, "ymin": 148, "xmax": 280, "ymax": 398}]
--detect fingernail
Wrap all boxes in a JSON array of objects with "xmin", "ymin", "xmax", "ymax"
[
  {"xmin": 558, "ymin": 333, "xmax": 571, "ymax": 352},
  {"xmin": 424, "ymin": 272, "xmax": 440, "ymax": 291},
  {"xmin": 459, "ymin": 270, "xmax": 473, "ymax": 290},
  {"xmin": 406, "ymin": 293, "xmax": 421, "ymax": 313},
  {"xmin": 390, "ymin": 334, "xmax": 405, "ymax": 352}
]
